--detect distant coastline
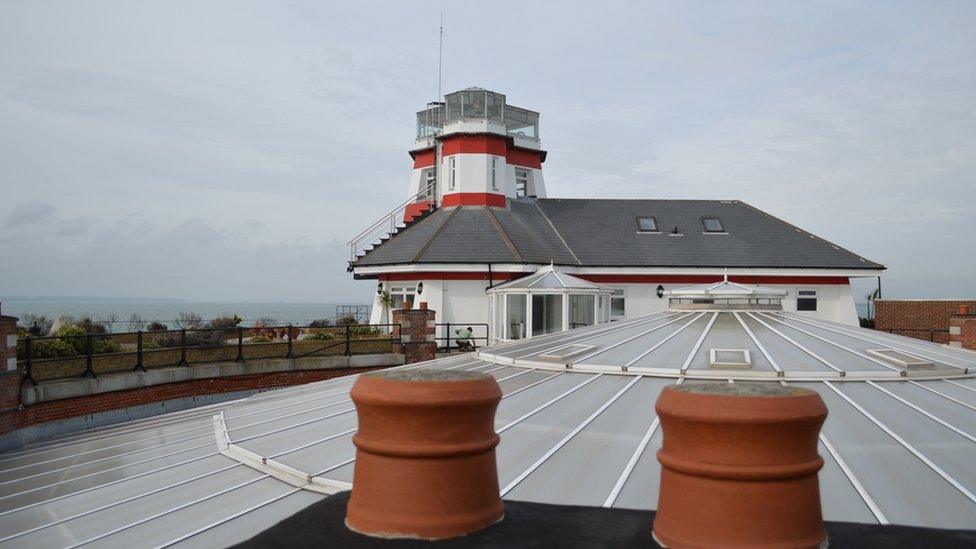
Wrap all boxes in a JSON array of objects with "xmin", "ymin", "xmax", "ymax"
[{"xmin": 2, "ymin": 296, "xmax": 187, "ymax": 303}]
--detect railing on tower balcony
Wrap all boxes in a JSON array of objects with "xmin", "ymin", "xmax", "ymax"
[{"xmin": 348, "ymin": 183, "xmax": 437, "ymax": 263}]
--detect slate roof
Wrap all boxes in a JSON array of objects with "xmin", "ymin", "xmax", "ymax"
[{"xmin": 352, "ymin": 198, "xmax": 884, "ymax": 270}]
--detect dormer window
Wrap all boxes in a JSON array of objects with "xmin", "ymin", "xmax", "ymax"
[
  {"xmin": 637, "ymin": 217, "xmax": 658, "ymax": 233},
  {"xmin": 702, "ymin": 217, "xmax": 724, "ymax": 233}
]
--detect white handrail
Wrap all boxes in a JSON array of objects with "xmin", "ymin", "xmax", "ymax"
[{"xmin": 348, "ymin": 186, "xmax": 436, "ymax": 262}]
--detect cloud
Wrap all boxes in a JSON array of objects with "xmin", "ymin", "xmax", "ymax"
[
  {"xmin": 0, "ymin": 1, "xmax": 974, "ymax": 301},
  {"xmin": 54, "ymin": 217, "xmax": 93, "ymax": 236},
  {"xmin": 6, "ymin": 201, "xmax": 56, "ymax": 227}
]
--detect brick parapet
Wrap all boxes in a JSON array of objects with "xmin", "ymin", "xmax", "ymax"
[
  {"xmin": 392, "ymin": 304, "xmax": 437, "ymax": 363},
  {"xmin": 0, "ymin": 310, "xmax": 21, "ymax": 413},
  {"xmin": 948, "ymin": 315, "xmax": 976, "ymax": 351},
  {"xmin": 875, "ymin": 300, "xmax": 976, "ymax": 344},
  {"xmin": 0, "ymin": 365, "xmax": 384, "ymax": 438}
]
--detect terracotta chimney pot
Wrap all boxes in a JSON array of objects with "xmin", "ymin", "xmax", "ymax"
[
  {"xmin": 959, "ymin": 304, "xmax": 971, "ymax": 316},
  {"xmin": 346, "ymin": 370, "xmax": 504, "ymax": 539},
  {"xmin": 419, "ymin": 301, "xmax": 429, "ymax": 310},
  {"xmin": 402, "ymin": 300, "xmax": 413, "ymax": 311},
  {"xmin": 653, "ymin": 382, "xmax": 828, "ymax": 549}
]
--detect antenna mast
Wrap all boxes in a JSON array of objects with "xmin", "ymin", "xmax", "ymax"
[{"xmin": 437, "ymin": 11, "xmax": 444, "ymax": 101}]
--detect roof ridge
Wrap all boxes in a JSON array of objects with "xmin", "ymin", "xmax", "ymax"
[
  {"xmin": 533, "ymin": 201, "xmax": 582, "ymax": 265},
  {"xmin": 484, "ymin": 206, "xmax": 525, "ymax": 262},
  {"xmin": 411, "ymin": 207, "xmax": 461, "ymax": 263}
]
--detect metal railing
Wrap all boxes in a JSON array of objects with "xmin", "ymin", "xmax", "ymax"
[
  {"xmin": 435, "ymin": 323, "xmax": 489, "ymax": 352},
  {"xmin": 347, "ymin": 187, "xmax": 436, "ymax": 262},
  {"xmin": 18, "ymin": 323, "xmax": 401, "ymax": 385}
]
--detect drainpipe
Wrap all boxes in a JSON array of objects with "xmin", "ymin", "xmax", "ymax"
[{"xmin": 486, "ymin": 263, "xmax": 494, "ymax": 289}]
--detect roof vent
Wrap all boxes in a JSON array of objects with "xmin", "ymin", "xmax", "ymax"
[
  {"xmin": 865, "ymin": 349, "xmax": 934, "ymax": 370},
  {"xmin": 709, "ymin": 349, "xmax": 752, "ymax": 369},
  {"xmin": 539, "ymin": 344, "xmax": 597, "ymax": 361}
]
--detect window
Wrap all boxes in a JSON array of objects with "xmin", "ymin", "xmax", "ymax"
[
  {"xmin": 449, "ymin": 157, "xmax": 456, "ymax": 190},
  {"xmin": 610, "ymin": 288, "xmax": 626, "ymax": 318},
  {"xmin": 491, "ymin": 157, "xmax": 498, "ymax": 190},
  {"xmin": 389, "ymin": 286, "xmax": 418, "ymax": 309},
  {"xmin": 515, "ymin": 169, "xmax": 528, "ymax": 197},
  {"xmin": 702, "ymin": 217, "xmax": 724, "ymax": 232},
  {"xmin": 506, "ymin": 294, "xmax": 526, "ymax": 340},
  {"xmin": 424, "ymin": 169, "xmax": 436, "ymax": 196},
  {"xmin": 569, "ymin": 295, "xmax": 595, "ymax": 328},
  {"xmin": 637, "ymin": 216, "xmax": 658, "ymax": 233},
  {"xmin": 532, "ymin": 294, "xmax": 563, "ymax": 336},
  {"xmin": 796, "ymin": 289, "xmax": 817, "ymax": 311}
]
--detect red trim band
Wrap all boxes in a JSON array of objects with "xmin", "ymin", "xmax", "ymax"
[
  {"xmin": 412, "ymin": 149, "xmax": 435, "ymax": 169},
  {"xmin": 380, "ymin": 272, "xmax": 851, "ymax": 284},
  {"xmin": 441, "ymin": 193, "xmax": 507, "ymax": 207},
  {"xmin": 506, "ymin": 148, "xmax": 543, "ymax": 169},
  {"xmin": 441, "ymin": 134, "xmax": 508, "ymax": 156}
]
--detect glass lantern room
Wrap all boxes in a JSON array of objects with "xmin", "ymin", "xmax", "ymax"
[
  {"xmin": 416, "ymin": 87, "xmax": 541, "ymax": 140},
  {"xmin": 488, "ymin": 265, "xmax": 612, "ymax": 342}
]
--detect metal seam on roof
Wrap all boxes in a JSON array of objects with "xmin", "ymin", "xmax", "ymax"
[
  {"xmin": 821, "ymin": 380, "xmax": 976, "ymax": 505},
  {"xmin": 817, "ymin": 432, "xmax": 888, "ymax": 525},
  {"xmin": 865, "ymin": 381, "xmax": 976, "ymax": 444},
  {"xmin": 501, "ymin": 375, "xmax": 642, "ymax": 496}
]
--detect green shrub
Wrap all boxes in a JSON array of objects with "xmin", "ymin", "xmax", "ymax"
[
  {"xmin": 247, "ymin": 336, "xmax": 273, "ymax": 343},
  {"xmin": 304, "ymin": 332, "xmax": 335, "ymax": 341},
  {"xmin": 17, "ymin": 325, "xmax": 122, "ymax": 359}
]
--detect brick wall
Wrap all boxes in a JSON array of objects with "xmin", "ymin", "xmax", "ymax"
[
  {"xmin": 0, "ymin": 366, "xmax": 381, "ymax": 437},
  {"xmin": 0, "ymin": 309, "xmax": 20, "ymax": 412},
  {"xmin": 874, "ymin": 300, "xmax": 976, "ymax": 344},
  {"xmin": 949, "ymin": 310, "xmax": 976, "ymax": 351},
  {"xmin": 392, "ymin": 302, "xmax": 437, "ymax": 363}
]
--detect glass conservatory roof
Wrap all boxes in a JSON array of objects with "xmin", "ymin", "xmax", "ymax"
[
  {"xmin": 488, "ymin": 265, "xmax": 611, "ymax": 294},
  {"xmin": 665, "ymin": 275, "xmax": 788, "ymax": 299},
  {"xmin": 3, "ymin": 310, "xmax": 976, "ymax": 546}
]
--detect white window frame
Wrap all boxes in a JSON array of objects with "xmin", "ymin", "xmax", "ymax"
[
  {"xmin": 796, "ymin": 288, "xmax": 818, "ymax": 312},
  {"xmin": 610, "ymin": 288, "xmax": 626, "ymax": 319},
  {"xmin": 491, "ymin": 157, "xmax": 498, "ymax": 190},
  {"xmin": 424, "ymin": 169, "xmax": 436, "ymax": 195},
  {"xmin": 389, "ymin": 285, "xmax": 418, "ymax": 311},
  {"xmin": 515, "ymin": 169, "xmax": 528, "ymax": 197},
  {"xmin": 449, "ymin": 157, "xmax": 456, "ymax": 190}
]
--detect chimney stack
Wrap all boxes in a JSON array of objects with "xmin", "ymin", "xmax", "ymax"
[
  {"xmin": 653, "ymin": 382, "xmax": 828, "ymax": 548},
  {"xmin": 346, "ymin": 369, "xmax": 504, "ymax": 540}
]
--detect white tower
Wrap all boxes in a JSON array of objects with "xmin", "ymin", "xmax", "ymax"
[{"xmin": 404, "ymin": 88, "xmax": 547, "ymax": 220}]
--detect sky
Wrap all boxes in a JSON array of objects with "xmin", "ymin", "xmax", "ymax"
[{"xmin": 1, "ymin": 1, "xmax": 974, "ymax": 303}]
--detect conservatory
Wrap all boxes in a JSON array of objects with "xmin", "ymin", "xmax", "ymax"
[{"xmin": 488, "ymin": 265, "xmax": 612, "ymax": 342}]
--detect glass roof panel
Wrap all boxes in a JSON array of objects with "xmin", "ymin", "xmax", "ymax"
[
  {"xmin": 793, "ymin": 381, "xmax": 976, "ymax": 528},
  {"xmin": 685, "ymin": 313, "xmax": 775, "ymax": 372},
  {"xmin": 495, "ymin": 375, "xmax": 629, "ymax": 490},
  {"xmin": 507, "ymin": 376, "xmax": 669, "ymax": 506}
]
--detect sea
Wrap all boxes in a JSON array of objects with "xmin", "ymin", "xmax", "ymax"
[{"xmin": 0, "ymin": 298, "xmax": 373, "ymax": 330}]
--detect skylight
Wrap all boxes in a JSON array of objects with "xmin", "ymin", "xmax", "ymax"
[
  {"xmin": 637, "ymin": 216, "xmax": 658, "ymax": 232},
  {"xmin": 702, "ymin": 217, "xmax": 724, "ymax": 232}
]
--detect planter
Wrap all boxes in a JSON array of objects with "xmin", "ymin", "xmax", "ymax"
[
  {"xmin": 346, "ymin": 369, "xmax": 504, "ymax": 539},
  {"xmin": 653, "ymin": 382, "xmax": 828, "ymax": 549}
]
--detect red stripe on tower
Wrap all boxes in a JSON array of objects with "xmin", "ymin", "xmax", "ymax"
[
  {"xmin": 441, "ymin": 134, "xmax": 508, "ymax": 156},
  {"xmin": 442, "ymin": 193, "xmax": 507, "ymax": 208}
]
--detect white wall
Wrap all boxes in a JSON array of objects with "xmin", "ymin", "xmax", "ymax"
[
  {"xmin": 599, "ymin": 282, "xmax": 859, "ymax": 325},
  {"xmin": 370, "ymin": 279, "xmax": 861, "ymax": 338}
]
